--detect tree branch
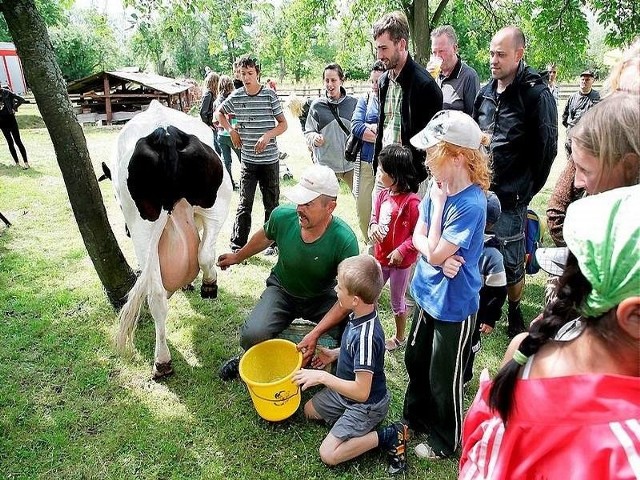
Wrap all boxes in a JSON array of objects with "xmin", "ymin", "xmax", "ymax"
[{"xmin": 431, "ymin": 0, "xmax": 452, "ymax": 30}]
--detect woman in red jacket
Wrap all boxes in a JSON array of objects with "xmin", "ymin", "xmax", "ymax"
[{"xmin": 460, "ymin": 185, "xmax": 640, "ymax": 480}]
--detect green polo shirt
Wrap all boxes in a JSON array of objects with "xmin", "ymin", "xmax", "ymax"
[{"xmin": 265, "ymin": 205, "xmax": 359, "ymax": 298}]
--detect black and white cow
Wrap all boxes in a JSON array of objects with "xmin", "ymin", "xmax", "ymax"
[{"xmin": 112, "ymin": 100, "xmax": 232, "ymax": 378}]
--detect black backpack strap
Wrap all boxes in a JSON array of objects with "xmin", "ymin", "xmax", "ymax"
[{"xmin": 327, "ymin": 102, "xmax": 350, "ymax": 135}]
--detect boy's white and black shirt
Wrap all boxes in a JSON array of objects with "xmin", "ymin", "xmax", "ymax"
[
  {"xmin": 219, "ymin": 86, "xmax": 283, "ymax": 164},
  {"xmin": 335, "ymin": 310, "xmax": 387, "ymax": 405}
]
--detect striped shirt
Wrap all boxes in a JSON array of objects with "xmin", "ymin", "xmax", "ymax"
[
  {"xmin": 335, "ymin": 310, "xmax": 387, "ymax": 405},
  {"xmin": 220, "ymin": 86, "xmax": 283, "ymax": 164}
]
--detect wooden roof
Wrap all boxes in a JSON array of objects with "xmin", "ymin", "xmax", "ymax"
[{"xmin": 67, "ymin": 70, "xmax": 192, "ymax": 96}]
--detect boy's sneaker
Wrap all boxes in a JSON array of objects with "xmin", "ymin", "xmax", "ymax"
[
  {"xmin": 387, "ymin": 422, "xmax": 408, "ymax": 475},
  {"xmin": 219, "ymin": 356, "xmax": 240, "ymax": 381}
]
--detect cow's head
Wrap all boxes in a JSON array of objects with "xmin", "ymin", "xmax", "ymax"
[{"xmin": 127, "ymin": 126, "xmax": 223, "ymax": 221}]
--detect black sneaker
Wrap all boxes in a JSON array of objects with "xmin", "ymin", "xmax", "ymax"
[
  {"xmin": 219, "ymin": 356, "xmax": 240, "ymax": 381},
  {"xmin": 507, "ymin": 304, "xmax": 526, "ymax": 338},
  {"xmin": 387, "ymin": 422, "xmax": 408, "ymax": 475}
]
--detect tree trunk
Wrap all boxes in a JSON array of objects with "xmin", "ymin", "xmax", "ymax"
[
  {"xmin": 412, "ymin": 0, "xmax": 431, "ymax": 67},
  {"xmin": 404, "ymin": 0, "xmax": 451, "ymax": 67},
  {"xmin": 1, "ymin": 1, "xmax": 136, "ymax": 308}
]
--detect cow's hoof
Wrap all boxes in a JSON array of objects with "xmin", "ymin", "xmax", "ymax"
[
  {"xmin": 153, "ymin": 361, "xmax": 174, "ymax": 380},
  {"xmin": 182, "ymin": 283, "xmax": 195, "ymax": 292},
  {"xmin": 201, "ymin": 282, "xmax": 218, "ymax": 299}
]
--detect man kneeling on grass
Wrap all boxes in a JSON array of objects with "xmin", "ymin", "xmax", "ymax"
[{"xmin": 293, "ymin": 255, "xmax": 408, "ymax": 474}]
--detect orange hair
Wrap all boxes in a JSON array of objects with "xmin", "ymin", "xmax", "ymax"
[{"xmin": 426, "ymin": 137, "xmax": 492, "ymax": 191}]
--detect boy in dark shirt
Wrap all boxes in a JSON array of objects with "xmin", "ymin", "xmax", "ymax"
[{"xmin": 293, "ymin": 254, "xmax": 408, "ymax": 473}]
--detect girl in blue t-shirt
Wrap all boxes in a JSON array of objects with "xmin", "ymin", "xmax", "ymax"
[{"xmin": 403, "ymin": 110, "xmax": 491, "ymax": 460}]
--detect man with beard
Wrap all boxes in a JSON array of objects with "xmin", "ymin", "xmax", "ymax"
[
  {"xmin": 217, "ymin": 165, "xmax": 359, "ymax": 380},
  {"xmin": 372, "ymin": 11, "xmax": 442, "ymax": 192}
]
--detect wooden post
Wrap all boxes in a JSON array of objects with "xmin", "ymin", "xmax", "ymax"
[{"xmin": 103, "ymin": 74, "xmax": 112, "ymax": 125}]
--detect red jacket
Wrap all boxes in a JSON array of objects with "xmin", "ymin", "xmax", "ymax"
[
  {"xmin": 370, "ymin": 189, "xmax": 420, "ymax": 269},
  {"xmin": 460, "ymin": 369, "xmax": 640, "ymax": 480}
]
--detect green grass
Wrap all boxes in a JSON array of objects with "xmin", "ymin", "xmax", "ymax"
[{"xmin": 0, "ymin": 105, "xmax": 566, "ymax": 479}]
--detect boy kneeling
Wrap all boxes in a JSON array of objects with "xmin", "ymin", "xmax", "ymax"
[{"xmin": 293, "ymin": 254, "xmax": 408, "ymax": 474}]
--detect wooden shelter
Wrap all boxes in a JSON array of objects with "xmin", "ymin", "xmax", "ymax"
[
  {"xmin": 67, "ymin": 69, "xmax": 196, "ymax": 125},
  {"xmin": 0, "ymin": 42, "xmax": 27, "ymax": 94}
]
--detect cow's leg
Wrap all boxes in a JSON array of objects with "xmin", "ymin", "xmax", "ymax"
[
  {"xmin": 196, "ymin": 208, "xmax": 224, "ymax": 299},
  {"xmin": 148, "ymin": 290, "xmax": 173, "ymax": 379}
]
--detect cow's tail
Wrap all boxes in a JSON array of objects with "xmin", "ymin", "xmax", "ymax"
[{"xmin": 116, "ymin": 210, "xmax": 168, "ymax": 353}]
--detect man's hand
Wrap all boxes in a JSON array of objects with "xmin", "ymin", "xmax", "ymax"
[
  {"xmin": 217, "ymin": 252, "xmax": 240, "ymax": 270},
  {"xmin": 297, "ymin": 333, "xmax": 319, "ymax": 366},
  {"xmin": 230, "ymin": 129, "xmax": 242, "ymax": 149},
  {"xmin": 313, "ymin": 134, "xmax": 325, "ymax": 147},
  {"xmin": 292, "ymin": 368, "xmax": 326, "ymax": 391},
  {"xmin": 441, "ymin": 254, "xmax": 465, "ymax": 278}
]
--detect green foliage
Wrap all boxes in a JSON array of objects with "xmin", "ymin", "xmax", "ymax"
[
  {"xmin": 589, "ymin": 0, "xmax": 639, "ymax": 47},
  {"xmin": 0, "ymin": 0, "xmax": 71, "ymax": 41},
  {"xmin": 49, "ymin": 9, "xmax": 122, "ymax": 81},
  {"xmin": 334, "ymin": 1, "xmax": 391, "ymax": 80},
  {"xmin": 514, "ymin": 0, "xmax": 589, "ymax": 77},
  {"xmin": 124, "ymin": 0, "xmax": 255, "ymax": 78},
  {"xmin": 257, "ymin": 0, "xmax": 338, "ymax": 83},
  {"xmin": 2, "ymin": 0, "xmax": 636, "ymax": 86}
]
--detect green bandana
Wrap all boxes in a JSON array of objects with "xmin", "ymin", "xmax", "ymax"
[{"xmin": 564, "ymin": 185, "xmax": 640, "ymax": 318}]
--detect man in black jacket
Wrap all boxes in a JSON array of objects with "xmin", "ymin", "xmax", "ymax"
[
  {"xmin": 372, "ymin": 11, "xmax": 443, "ymax": 189},
  {"xmin": 474, "ymin": 26, "xmax": 558, "ymax": 337},
  {"xmin": 562, "ymin": 69, "xmax": 600, "ymax": 155}
]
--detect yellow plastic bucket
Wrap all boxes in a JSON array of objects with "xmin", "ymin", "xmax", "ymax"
[{"xmin": 239, "ymin": 339, "xmax": 303, "ymax": 422}]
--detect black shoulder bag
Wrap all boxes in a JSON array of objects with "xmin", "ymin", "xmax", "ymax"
[{"xmin": 328, "ymin": 102, "xmax": 362, "ymax": 162}]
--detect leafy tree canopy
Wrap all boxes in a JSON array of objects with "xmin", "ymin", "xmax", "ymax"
[{"xmin": 2, "ymin": 0, "xmax": 636, "ymax": 84}]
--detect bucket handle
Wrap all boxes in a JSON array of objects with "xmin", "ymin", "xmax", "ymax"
[{"xmin": 250, "ymin": 387, "xmax": 300, "ymax": 406}]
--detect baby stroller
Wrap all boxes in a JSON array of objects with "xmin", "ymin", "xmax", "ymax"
[{"xmin": 279, "ymin": 152, "xmax": 293, "ymax": 180}]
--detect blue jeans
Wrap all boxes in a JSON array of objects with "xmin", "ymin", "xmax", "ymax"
[
  {"xmin": 492, "ymin": 204, "xmax": 527, "ymax": 285},
  {"xmin": 218, "ymin": 135, "xmax": 240, "ymax": 185}
]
